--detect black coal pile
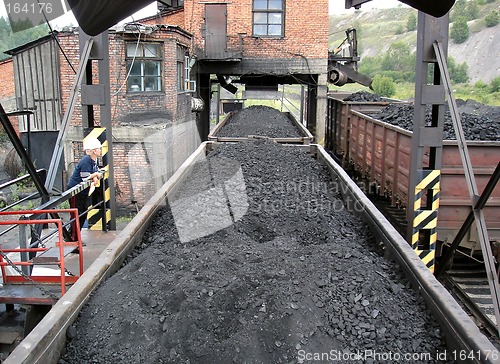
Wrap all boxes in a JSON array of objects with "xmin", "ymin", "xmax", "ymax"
[
  {"xmin": 343, "ymin": 91, "xmax": 385, "ymax": 103},
  {"xmin": 216, "ymin": 105, "xmax": 303, "ymax": 138},
  {"xmin": 372, "ymin": 101, "xmax": 500, "ymax": 141},
  {"xmin": 60, "ymin": 140, "xmax": 450, "ymax": 364}
]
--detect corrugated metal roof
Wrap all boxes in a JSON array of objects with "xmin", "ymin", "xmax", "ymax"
[{"xmin": 4, "ymin": 34, "xmax": 53, "ymax": 56}]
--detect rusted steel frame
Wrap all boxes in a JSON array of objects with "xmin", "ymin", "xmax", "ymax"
[
  {"xmin": 370, "ymin": 121, "xmax": 376, "ymax": 184},
  {"xmin": 0, "ymin": 104, "xmax": 68, "ymax": 244},
  {"xmin": 436, "ymin": 162, "xmax": 500, "ymax": 277},
  {"xmin": 351, "ymin": 113, "xmax": 360, "ymax": 170},
  {"xmin": 380, "ymin": 126, "xmax": 387, "ymax": 196},
  {"xmin": 393, "ymin": 131, "xmax": 401, "ymax": 206},
  {"xmin": 0, "ymin": 208, "xmax": 83, "ymax": 290},
  {"xmin": 361, "ymin": 117, "xmax": 368, "ymax": 177},
  {"xmin": 3, "ymin": 276, "xmax": 79, "ymax": 284},
  {"xmin": 434, "ymin": 41, "xmax": 500, "ymax": 336}
]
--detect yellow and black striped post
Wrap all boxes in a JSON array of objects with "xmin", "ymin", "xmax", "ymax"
[
  {"xmin": 83, "ymin": 128, "xmax": 111, "ymax": 231},
  {"xmin": 411, "ymin": 169, "xmax": 440, "ymax": 272}
]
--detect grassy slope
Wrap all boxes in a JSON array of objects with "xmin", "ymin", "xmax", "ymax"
[{"xmin": 329, "ymin": 2, "xmax": 500, "ymax": 105}]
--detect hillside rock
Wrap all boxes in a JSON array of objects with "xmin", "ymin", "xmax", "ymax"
[{"xmin": 330, "ymin": 7, "xmax": 500, "ymax": 84}]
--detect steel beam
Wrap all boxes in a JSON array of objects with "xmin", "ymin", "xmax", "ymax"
[
  {"xmin": 45, "ymin": 39, "xmax": 94, "ymax": 192},
  {"xmin": 76, "ymin": 32, "xmax": 117, "ymax": 230},
  {"xmin": 436, "ymin": 163, "xmax": 500, "ymax": 277},
  {"xmin": 434, "ymin": 41, "xmax": 500, "ymax": 336}
]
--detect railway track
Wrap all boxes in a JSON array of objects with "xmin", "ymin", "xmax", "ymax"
[
  {"xmin": 4, "ymin": 107, "xmax": 500, "ymax": 363},
  {"xmin": 441, "ymin": 254, "xmax": 499, "ymax": 338},
  {"xmin": 352, "ymin": 168, "xmax": 500, "ymax": 343},
  {"xmin": 353, "ymin": 175, "xmax": 500, "ymax": 340}
]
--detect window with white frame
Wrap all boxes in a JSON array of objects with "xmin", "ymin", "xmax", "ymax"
[
  {"xmin": 126, "ymin": 42, "xmax": 162, "ymax": 93},
  {"xmin": 253, "ymin": 0, "xmax": 284, "ymax": 37},
  {"xmin": 177, "ymin": 45, "xmax": 186, "ymax": 91}
]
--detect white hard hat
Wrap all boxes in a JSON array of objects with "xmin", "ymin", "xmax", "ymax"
[{"xmin": 83, "ymin": 138, "xmax": 102, "ymax": 150}]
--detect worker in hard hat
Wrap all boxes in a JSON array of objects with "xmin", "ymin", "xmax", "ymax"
[{"xmin": 67, "ymin": 138, "xmax": 103, "ymax": 242}]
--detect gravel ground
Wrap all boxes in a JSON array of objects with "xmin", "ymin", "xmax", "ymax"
[
  {"xmin": 216, "ymin": 105, "xmax": 303, "ymax": 138},
  {"xmin": 59, "ymin": 138, "xmax": 450, "ymax": 364},
  {"xmin": 371, "ymin": 101, "xmax": 500, "ymax": 141}
]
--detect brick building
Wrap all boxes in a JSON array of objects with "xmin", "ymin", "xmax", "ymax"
[
  {"xmin": 0, "ymin": 58, "xmax": 16, "ymax": 109},
  {"xmin": 5, "ymin": 25, "xmax": 200, "ymax": 213},
  {"xmin": 4, "ymin": 0, "xmax": 330, "ymax": 216},
  {"xmin": 143, "ymin": 0, "xmax": 330, "ymax": 142}
]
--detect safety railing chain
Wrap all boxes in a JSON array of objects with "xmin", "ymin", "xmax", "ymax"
[
  {"xmin": 0, "ymin": 248, "xmax": 59, "ymax": 301},
  {"xmin": 28, "ymin": 222, "xmax": 46, "ymax": 249}
]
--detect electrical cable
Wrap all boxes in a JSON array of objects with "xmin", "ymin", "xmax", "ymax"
[{"xmin": 112, "ymin": 29, "xmax": 141, "ymax": 96}]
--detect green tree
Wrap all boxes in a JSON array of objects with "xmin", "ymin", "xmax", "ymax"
[
  {"xmin": 450, "ymin": 16, "xmax": 469, "ymax": 44},
  {"xmin": 465, "ymin": 1, "xmax": 480, "ymax": 20},
  {"xmin": 0, "ymin": 16, "xmax": 49, "ymax": 61},
  {"xmin": 491, "ymin": 77, "xmax": 500, "ymax": 93},
  {"xmin": 381, "ymin": 41, "xmax": 414, "ymax": 72},
  {"xmin": 474, "ymin": 80, "xmax": 488, "ymax": 89},
  {"xmin": 372, "ymin": 75, "xmax": 396, "ymax": 97},
  {"xmin": 485, "ymin": 10, "xmax": 500, "ymax": 27},
  {"xmin": 447, "ymin": 56, "xmax": 469, "ymax": 84},
  {"xmin": 407, "ymin": 12, "xmax": 417, "ymax": 32},
  {"xmin": 358, "ymin": 55, "xmax": 382, "ymax": 78},
  {"xmin": 451, "ymin": 0, "xmax": 467, "ymax": 21}
]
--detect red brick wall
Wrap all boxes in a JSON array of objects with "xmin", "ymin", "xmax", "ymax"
[
  {"xmin": 57, "ymin": 31, "xmax": 84, "ymax": 127},
  {"xmin": 57, "ymin": 28, "xmax": 191, "ymax": 126},
  {"xmin": 142, "ymin": 8, "xmax": 185, "ymax": 28},
  {"xmin": 161, "ymin": 0, "xmax": 329, "ymax": 60},
  {"xmin": 0, "ymin": 58, "xmax": 20, "ymax": 135},
  {"xmin": 0, "ymin": 59, "xmax": 15, "ymax": 98},
  {"xmin": 56, "ymin": 28, "xmax": 195, "ymax": 212}
]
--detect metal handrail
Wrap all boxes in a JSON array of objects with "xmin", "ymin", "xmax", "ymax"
[{"xmin": 0, "ymin": 208, "xmax": 83, "ymax": 296}]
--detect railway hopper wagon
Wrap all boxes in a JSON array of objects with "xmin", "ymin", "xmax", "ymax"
[
  {"xmin": 328, "ymin": 97, "xmax": 500, "ymax": 255},
  {"xmin": 4, "ymin": 107, "xmax": 499, "ymax": 363},
  {"xmin": 208, "ymin": 105, "xmax": 313, "ymax": 144},
  {"xmin": 326, "ymin": 92, "xmax": 411, "ymax": 163}
]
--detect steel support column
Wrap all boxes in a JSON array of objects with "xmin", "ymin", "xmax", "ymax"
[
  {"xmin": 406, "ymin": 13, "xmax": 449, "ymax": 273},
  {"xmin": 79, "ymin": 31, "xmax": 117, "ymax": 230},
  {"xmin": 45, "ymin": 38, "xmax": 94, "ymax": 192},
  {"xmin": 198, "ymin": 73, "xmax": 211, "ymax": 142}
]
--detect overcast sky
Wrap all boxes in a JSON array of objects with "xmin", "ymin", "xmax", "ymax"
[{"xmin": 0, "ymin": 1, "xmax": 406, "ymax": 30}]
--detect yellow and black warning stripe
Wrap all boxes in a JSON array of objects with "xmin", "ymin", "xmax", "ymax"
[
  {"xmin": 411, "ymin": 169, "xmax": 440, "ymax": 273},
  {"xmin": 83, "ymin": 128, "xmax": 111, "ymax": 231}
]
